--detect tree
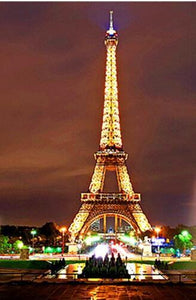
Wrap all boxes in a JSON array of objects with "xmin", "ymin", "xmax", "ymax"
[
  {"xmin": 174, "ymin": 230, "xmax": 193, "ymax": 253},
  {"xmin": 0, "ymin": 235, "xmax": 11, "ymax": 254},
  {"xmin": 39, "ymin": 222, "xmax": 60, "ymax": 245},
  {"xmin": 13, "ymin": 240, "xmax": 24, "ymax": 253},
  {"xmin": 161, "ymin": 226, "xmax": 178, "ymax": 240}
]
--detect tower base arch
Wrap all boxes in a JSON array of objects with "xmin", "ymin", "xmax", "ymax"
[{"xmin": 69, "ymin": 198, "xmax": 151, "ymax": 243}]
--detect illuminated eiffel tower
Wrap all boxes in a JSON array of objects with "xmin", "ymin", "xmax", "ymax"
[{"xmin": 69, "ymin": 12, "xmax": 151, "ymax": 243}]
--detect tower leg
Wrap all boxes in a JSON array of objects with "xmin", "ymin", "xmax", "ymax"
[
  {"xmin": 116, "ymin": 165, "xmax": 134, "ymax": 194},
  {"xmin": 68, "ymin": 203, "xmax": 93, "ymax": 242},
  {"xmin": 89, "ymin": 163, "xmax": 106, "ymax": 193}
]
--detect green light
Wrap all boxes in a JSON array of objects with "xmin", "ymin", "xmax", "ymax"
[
  {"xmin": 181, "ymin": 230, "xmax": 188, "ymax": 237},
  {"xmin": 44, "ymin": 246, "xmax": 62, "ymax": 253},
  {"xmin": 31, "ymin": 229, "xmax": 37, "ymax": 235},
  {"xmin": 45, "ymin": 247, "xmax": 53, "ymax": 253},
  {"xmin": 169, "ymin": 248, "xmax": 175, "ymax": 254},
  {"xmin": 179, "ymin": 230, "xmax": 192, "ymax": 242},
  {"xmin": 16, "ymin": 241, "xmax": 24, "ymax": 249}
]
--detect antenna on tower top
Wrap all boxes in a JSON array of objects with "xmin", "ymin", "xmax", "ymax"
[
  {"xmin": 107, "ymin": 10, "xmax": 116, "ymax": 35},
  {"xmin": 110, "ymin": 11, "xmax": 113, "ymax": 30}
]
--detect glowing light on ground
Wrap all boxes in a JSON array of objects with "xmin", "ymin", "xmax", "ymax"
[
  {"xmin": 88, "ymin": 242, "xmax": 137, "ymax": 260},
  {"xmin": 111, "ymin": 243, "xmax": 136, "ymax": 259},
  {"xmin": 118, "ymin": 234, "xmax": 136, "ymax": 246},
  {"xmin": 89, "ymin": 244, "xmax": 109, "ymax": 259}
]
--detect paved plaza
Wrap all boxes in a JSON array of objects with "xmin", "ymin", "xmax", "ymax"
[{"xmin": 0, "ymin": 283, "xmax": 196, "ymax": 300}]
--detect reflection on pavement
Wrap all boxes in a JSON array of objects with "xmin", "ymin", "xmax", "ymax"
[{"xmin": 56, "ymin": 262, "xmax": 166, "ymax": 281}]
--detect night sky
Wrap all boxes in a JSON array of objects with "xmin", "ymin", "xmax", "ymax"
[{"xmin": 0, "ymin": 2, "xmax": 195, "ymax": 227}]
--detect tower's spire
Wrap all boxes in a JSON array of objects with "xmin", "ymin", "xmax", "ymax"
[
  {"xmin": 107, "ymin": 10, "xmax": 116, "ymax": 35},
  {"xmin": 110, "ymin": 11, "xmax": 113, "ymax": 31},
  {"xmin": 100, "ymin": 11, "xmax": 121, "ymax": 150}
]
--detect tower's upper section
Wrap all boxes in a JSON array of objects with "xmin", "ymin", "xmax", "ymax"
[
  {"xmin": 100, "ymin": 11, "xmax": 122, "ymax": 150},
  {"xmin": 105, "ymin": 11, "xmax": 118, "ymax": 46}
]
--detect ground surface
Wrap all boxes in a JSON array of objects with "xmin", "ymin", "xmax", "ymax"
[
  {"xmin": 0, "ymin": 283, "xmax": 196, "ymax": 300},
  {"xmin": 0, "ymin": 268, "xmax": 46, "ymax": 283},
  {"xmin": 0, "ymin": 259, "xmax": 50, "ymax": 269},
  {"xmin": 0, "ymin": 258, "xmax": 196, "ymax": 270}
]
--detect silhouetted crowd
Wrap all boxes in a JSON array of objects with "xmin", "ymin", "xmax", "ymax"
[
  {"xmin": 79, "ymin": 253, "xmax": 129, "ymax": 278},
  {"xmin": 154, "ymin": 259, "xmax": 169, "ymax": 270},
  {"xmin": 50, "ymin": 258, "xmax": 66, "ymax": 275}
]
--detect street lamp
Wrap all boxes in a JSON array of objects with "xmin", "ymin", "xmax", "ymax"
[
  {"xmin": 60, "ymin": 227, "xmax": 67, "ymax": 256},
  {"xmin": 31, "ymin": 229, "xmax": 37, "ymax": 255},
  {"xmin": 78, "ymin": 243, "xmax": 82, "ymax": 261},
  {"xmin": 155, "ymin": 227, "xmax": 161, "ymax": 238},
  {"xmin": 179, "ymin": 230, "xmax": 192, "ymax": 255},
  {"xmin": 154, "ymin": 227, "xmax": 161, "ymax": 257}
]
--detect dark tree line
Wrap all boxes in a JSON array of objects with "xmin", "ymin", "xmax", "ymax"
[{"xmin": 0, "ymin": 222, "xmax": 68, "ymax": 251}]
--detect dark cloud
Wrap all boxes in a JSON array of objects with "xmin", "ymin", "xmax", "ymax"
[{"xmin": 0, "ymin": 2, "xmax": 195, "ymax": 227}]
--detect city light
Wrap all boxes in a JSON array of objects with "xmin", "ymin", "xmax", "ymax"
[
  {"xmin": 111, "ymin": 243, "xmax": 136, "ymax": 258},
  {"xmin": 77, "ymin": 244, "xmax": 82, "ymax": 250},
  {"xmin": 154, "ymin": 227, "xmax": 162, "ymax": 256},
  {"xmin": 94, "ymin": 244, "xmax": 109, "ymax": 259},
  {"xmin": 43, "ymin": 247, "xmax": 62, "ymax": 253},
  {"xmin": 84, "ymin": 235, "xmax": 101, "ymax": 246},
  {"xmin": 154, "ymin": 227, "xmax": 161, "ymax": 238},
  {"xmin": 181, "ymin": 230, "xmax": 189, "ymax": 237},
  {"xmin": 31, "ymin": 229, "xmax": 37, "ymax": 236},
  {"xmin": 60, "ymin": 227, "xmax": 67, "ymax": 234},
  {"xmin": 179, "ymin": 230, "xmax": 192, "ymax": 242},
  {"xmin": 118, "ymin": 234, "xmax": 136, "ymax": 246},
  {"xmin": 155, "ymin": 227, "xmax": 161, "ymax": 234},
  {"xmin": 78, "ymin": 243, "xmax": 82, "ymax": 261},
  {"xmin": 16, "ymin": 241, "xmax": 24, "ymax": 249},
  {"xmin": 31, "ymin": 228, "xmax": 37, "ymax": 254},
  {"xmin": 45, "ymin": 247, "xmax": 53, "ymax": 254},
  {"xmin": 60, "ymin": 226, "xmax": 67, "ymax": 256}
]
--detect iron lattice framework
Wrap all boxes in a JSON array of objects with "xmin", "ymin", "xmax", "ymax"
[{"xmin": 69, "ymin": 12, "xmax": 151, "ymax": 242}]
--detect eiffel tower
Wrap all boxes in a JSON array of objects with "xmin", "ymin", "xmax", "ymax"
[{"xmin": 69, "ymin": 12, "xmax": 151, "ymax": 243}]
